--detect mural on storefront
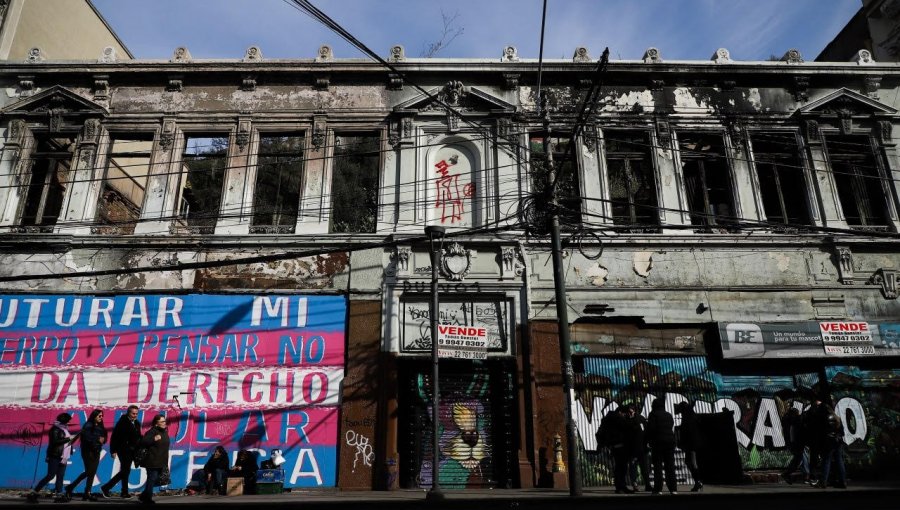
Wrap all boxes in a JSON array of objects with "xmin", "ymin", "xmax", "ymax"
[
  {"xmin": 0, "ymin": 294, "xmax": 346, "ymax": 490},
  {"xmin": 573, "ymin": 356, "xmax": 900, "ymax": 486}
]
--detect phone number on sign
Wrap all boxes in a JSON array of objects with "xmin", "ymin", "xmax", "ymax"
[{"xmin": 824, "ymin": 345, "xmax": 875, "ymax": 355}]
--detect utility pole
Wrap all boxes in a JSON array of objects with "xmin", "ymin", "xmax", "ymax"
[
  {"xmin": 425, "ymin": 225, "xmax": 445, "ymax": 501},
  {"xmin": 541, "ymin": 94, "xmax": 583, "ymax": 496}
]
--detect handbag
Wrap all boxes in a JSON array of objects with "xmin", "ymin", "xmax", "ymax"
[
  {"xmin": 132, "ymin": 447, "xmax": 149, "ymax": 467},
  {"xmin": 155, "ymin": 467, "xmax": 171, "ymax": 487}
]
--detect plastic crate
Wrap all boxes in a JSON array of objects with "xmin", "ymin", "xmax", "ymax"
[{"xmin": 256, "ymin": 469, "xmax": 285, "ymax": 483}]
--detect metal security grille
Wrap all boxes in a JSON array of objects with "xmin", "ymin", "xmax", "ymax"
[{"xmin": 398, "ymin": 360, "xmax": 515, "ymax": 489}]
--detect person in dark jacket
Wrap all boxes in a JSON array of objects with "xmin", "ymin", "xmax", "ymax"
[
  {"xmin": 229, "ymin": 449, "xmax": 260, "ymax": 495},
  {"xmin": 203, "ymin": 446, "xmax": 230, "ymax": 495},
  {"xmin": 675, "ymin": 401, "xmax": 703, "ymax": 492},
  {"xmin": 646, "ymin": 397, "xmax": 677, "ymax": 495},
  {"xmin": 65, "ymin": 409, "xmax": 108, "ymax": 501},
  {"xmin": 781, "ymin": 407, "xmax": 810, "ymax": 484},
  {"xmin": 100, "ymin": 405, "xmax": 142, "ymax": 498},
  {"xmin": 26, "ymin": 413, "xmax": 78, "ymax": 502},
  {"xmin": 138, "ymin": 414, "xmax": 171, "ymax": 504},
  {"xmin": 804, "ymin": 398, "xmax": 825, "ymax": 483},
  {"xmin": 625, "ymin": 405, "xmax": 653, "ymax": 492},
  {"xmin": 596, "ymin": 405, "xmax": 632, "ymax": 493},
  {"xmin": 815, "ymin": 399, "xmax": 847, "ymax": 489}
]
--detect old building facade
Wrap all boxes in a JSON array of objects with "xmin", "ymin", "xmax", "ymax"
[{"xmin": 0, "ymin": 44, "xmax": 898, "ymax": 491}]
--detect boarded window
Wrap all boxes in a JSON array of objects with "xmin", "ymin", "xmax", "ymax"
[
  {"xmin": 96, "ymin": 136, "xmax": 152, "ymax": 234},
  {"xmin": 605, "ymin": 131, "xmax": 659, "ymax": 230},
  {"xmin": 529, "ymin": 133, "xmax": 582, "ymax": 227},
  {"xmin": 20, "ymin": 135, "xmax": 76, "ymax": 230},
  {"xmin": 251, "ymin": 134, "xmax": 304, "ymax": 233},
  {"xmin": 824, "ymin": 135, "xmax": 892, "ymax": 230},
  {"xmin": 751, "ymin": 132, "xmax": 812, "ymax": 228},
  {"xmin": 679, "ymin": 133, "xmax": 736, "ymax": 230},
  {"xmin": 330, "ymin": 134, "xmax": 379, "ymax": 233},
  {"xmin": 178, "ymin": 136, "xmax": 228, "ymax": 233}
]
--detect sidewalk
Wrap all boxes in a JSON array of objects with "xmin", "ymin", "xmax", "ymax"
[{"xmin": 2, "ymin": 482, "xmax": 898, "ymax": 510}]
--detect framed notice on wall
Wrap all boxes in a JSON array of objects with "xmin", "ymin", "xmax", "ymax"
[{"xmin": 399, "ymin": 297, "xmax": 512, "ymax": 355}]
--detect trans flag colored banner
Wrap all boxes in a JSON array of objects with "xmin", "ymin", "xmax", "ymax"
[{"xmin": 0, "ymin": 293, "xmax": 346, "ymax": 489}]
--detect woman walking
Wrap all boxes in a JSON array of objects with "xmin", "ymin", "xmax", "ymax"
[
  {"xmin": 675, "ymin": 402, "xmax": 703, "ymax": 492},
  {"xmin": 26, "ymin": 413, "xmax": 78, "ymax": 502},
  {"xmin": 65, "ymin": 409, "xmax": 107, "ymax": 501},
  {"xmin": 138, "ymin": 415, "xmax": 170, "ymax": 504}
]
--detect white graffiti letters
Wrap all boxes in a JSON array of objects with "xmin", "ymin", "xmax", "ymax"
[{"xmin": 346, "ymin": 430, "xmax": 374, "ymax": 471}]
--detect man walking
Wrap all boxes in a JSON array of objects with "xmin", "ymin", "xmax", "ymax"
[
  {"xmin": 647, "ymin": 397, "xmax": 678, "ymax": 495},
  {"xmin": 100, "ymin": 406, "xmax": 142, "ymax": 499}
]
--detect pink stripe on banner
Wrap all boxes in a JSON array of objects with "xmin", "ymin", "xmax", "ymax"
[
  {"xmin": 0, "ymin": 406, "xmax": 339, "ymax": 449},
  {"xmin": 0, "ymin": 330, "xmax": 344, "ymax": 368}
]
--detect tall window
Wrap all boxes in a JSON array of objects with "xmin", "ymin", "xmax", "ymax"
[
  {"xmin": 825, "ymin": 135, "xmax": 892, "ymax": 230},
  {"xmin": 679, "ymin": 133, "xmax": 736, "ymax": 230},
  {"xmin": 96, "ymin": 136, "xmax": 152, "ymax": 234},
  {"xmin": 529, "ymin": 133, "xmax": 582, "ymax": 227},
  {"xmin": 330, "ymin": 133, "xmax": 379, "ymax": 233},
  {"xmin": 252, "ymin": 134, "xmax": 304, "ymax": 233},
  {"xmin": 20, "ymin": 134, "xmax": 76, "ymax": 231},
  {"xmin": 178, "ymin": 135, "xmax": 228, "ymax": 233},
  {"xmin": 751, "ymin": 132, "xmax": 811, "ymax": 228},
  {"xmin": 605, "ymin": 131, "xmax": 659, "ymax": 229}
]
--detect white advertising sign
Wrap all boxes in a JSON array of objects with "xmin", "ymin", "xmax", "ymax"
[
  {"xmin": 819, "ymin": 321, "xmax": 876, "ymax": 356},
  {"xmin": 437, "ymin": 325, "xmax": 487, "ymax": 360}
]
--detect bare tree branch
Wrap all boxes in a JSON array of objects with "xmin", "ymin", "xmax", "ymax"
[{"xmin": 420, "ymin": 9, "xmax": 465, "ymax": 58}]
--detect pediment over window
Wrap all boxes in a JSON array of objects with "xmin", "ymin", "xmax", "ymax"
[
  {"xmin": 2, "ymin": 85, "xmax": 108, "ymax": 118},
  {"xmin": 394, "ymin": 81, "xmax": 516, "ymax": 115},
  {"xmin": 798, "ymin": 88, "xmax": 897, "ymax": 117}
]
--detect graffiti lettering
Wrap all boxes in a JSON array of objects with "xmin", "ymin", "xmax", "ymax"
[
  {"xmin": 434, "ymin": 159, "xmax": 465, "ymax": 224},
  {"xmin": 345, "ymin": 430, "xmax": 374, "ymax": 471}
]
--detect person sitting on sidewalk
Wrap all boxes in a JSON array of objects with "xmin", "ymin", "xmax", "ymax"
[{"xmin": 202, "ymin": 446, "xmax": 230, "ymax": 495}]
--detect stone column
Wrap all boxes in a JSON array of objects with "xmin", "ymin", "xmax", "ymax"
[
  {"xmin": 134, "ymin": 118, "xmax": 182, "ymax": 235},
  {"xmin": 496, "ymin": 119, "xmax": 525, "ymax": 228},
  {"xmin": 583, "ymin": 125, "xmax": 609, "ymax": 226},
  {"xmin": 296, "ymin": 117, "xmax": 331, "ymax": 235},
  {"xmin": 0, "ymin": 120, "xmax": 32, "ymax": 228},
  {"xmin": 393, "ymin": 118, "xmax": 420, "ymax": 234},
  {"xmin": 215, "ymin": 119, "xmax": 253, "ymax": 235},
  {"xmin": 804, "ymin": 120, "xmax": 849, "ymax": 230},
  {"xmin": 56, "ymin": 119, "xmax": 107, "ymax": 235},
  {"xmin": 876, "ymin": 120, "xmax": 900, "ymax": 232},
  {"xmin": 726, "ymin": 125, "xmax": 762, "ymax": 224},
  {"xmin": 653, "ymin": 121, "xmax": 690, "ymax": 232}
]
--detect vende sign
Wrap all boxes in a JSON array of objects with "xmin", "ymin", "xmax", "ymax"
[
  {"xmin": 819, "ymin": 321, "xmax": 875, "ymax": 356},
  {"xmin": 437, "ymin": 325, "xmax": 487, "ymax": 360}
]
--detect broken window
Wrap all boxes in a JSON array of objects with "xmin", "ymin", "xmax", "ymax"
[
  {"xmin": 605, "ymin": 131, "xmax": 659, "ymax": 230},
  {"xmin": 825, "ymin": 135, "xmax": 892, "ymax": 230},
  {"xmin": 750, "ymin": 132, "xmax": 812, "ymax": 228},
  {"xmin": 95, "ymin": 136, "xmax": 152, "ymax": 234},
  {"xmin": 20, "ymin": 134, "xmax": 76, "ymax": 231},
  {"xmin": 529, "ymin": 133, "xmax": 582, "ymax": 228},
  {"xmin": 330, "ymin": 133, "xmax": 379, "ymax": 233},
  {"xmin": 679, "ymin": 133, "xmax": 736, "ymax": 230},
  {"xmin": 251, "ymin": 134, "xmax": 304, "ymax": 233},
  {"xmin": 177, "ymin": 135, "xmax": 228, "ymax": 233}
]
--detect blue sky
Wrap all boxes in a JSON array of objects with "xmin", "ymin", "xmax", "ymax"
[{"xmin": 93, "ymin": 0, "xmax": 862, "ymax": 61}]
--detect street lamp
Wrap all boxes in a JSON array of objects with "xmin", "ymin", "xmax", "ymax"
[{"xmin": 424, "ymin": 225, "xmax": 445, "ymax": 501}]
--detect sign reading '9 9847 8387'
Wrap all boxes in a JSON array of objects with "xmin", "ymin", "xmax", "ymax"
[{"xmin": 0, "ymin": 293, "xmax": 345, "ymax": 489}]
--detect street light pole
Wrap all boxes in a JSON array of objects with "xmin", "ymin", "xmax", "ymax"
[{"xmin": 425, "ymin": 225, "xmax": 446, "ymax": 501}]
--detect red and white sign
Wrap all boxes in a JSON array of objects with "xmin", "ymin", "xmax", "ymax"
[
  {"xmin": 437, "ymin": 325, "xmax": 487, "ymax": 360},
  {"xmin": 819, "ymin": 321, "xmax": 875, "ymax": 356}
]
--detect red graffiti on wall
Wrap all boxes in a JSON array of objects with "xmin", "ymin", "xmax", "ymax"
[{"xmin": 434, "ymin": 159, "xmax": 473, "ymax": 224}]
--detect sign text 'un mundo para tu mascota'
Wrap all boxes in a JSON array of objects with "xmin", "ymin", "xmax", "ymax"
[{"xmin": 0, "ymin": 294, "xmax": 345, "ymax": 489}]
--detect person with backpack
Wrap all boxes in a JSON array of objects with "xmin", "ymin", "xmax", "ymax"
[
  {"xmin": 138, "ymin": 414, "xmax": 171, "ymax": 504},
  {"xmin": 65, "ymin": 409, "xmax": 108, "ymax": 501},
  {"xmin": 675, "ymin": 401, "xmax": 703, "ymax": 492},
  {"xmin": 815, "ymin": 398, "xmax": 847, "ymax": 489}
]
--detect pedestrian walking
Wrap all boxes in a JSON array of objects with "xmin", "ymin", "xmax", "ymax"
[
  {"xmin": 675, "ymin": 401, "xmax": 703, "ymax": 492},
  {"xmin": 625, "ymin": 405, "xmax": 652, "ymax": 492},
  {"xmin": 100, "ymin": 405, "xmax": 142, "ymax": 499},
  {"xmin": 25, "ymin": 413, "xmax": 79, "ymax": 502},
  {"xmin": 597, "ymin": 405, "xmax": 632, "ymax": 493},
  {"xmin": 815, "ymin": 398, "xmax": 847, "ymax": 489},
  {"xmin": 65, "ymin": 409, "xmax": 107, "ymax": 501},
  {"xmin": 781, "ymin": 407, "xmax": 811, "ymax": 484},
  {"xmin": 646, "ymin": 397, "xmax": 678, "ymax": 495},
  {"xmin": 804, "ymin": 398, "xmax": 824, "ymax": 485},
  {"xmin": 138, "ymin": 414, "xmax": 170, "ymax": 504}
]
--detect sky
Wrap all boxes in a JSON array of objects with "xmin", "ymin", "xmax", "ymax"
[{"xmin": 92, "ymin": 0, "xmax": 863, "ymax": 62}]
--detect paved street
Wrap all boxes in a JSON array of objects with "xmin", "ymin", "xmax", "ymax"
[{"xmin": 2, "ymin": 483, "xmax": 898, "ymax": 510}]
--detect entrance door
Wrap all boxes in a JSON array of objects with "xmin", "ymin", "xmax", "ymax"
[{"xmin": 398, "ymin": 359, "xmax": 516, "ymax": 489}]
